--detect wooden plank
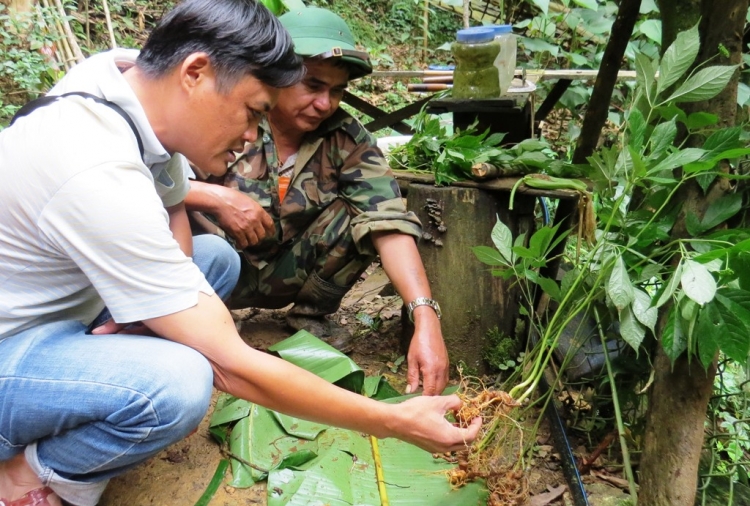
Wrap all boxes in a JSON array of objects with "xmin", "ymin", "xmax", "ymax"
[
  {"xmin": 364, "ymin": 95, "xmax": 433, "ymax": 133},
  {"xmin": 372, "ymin": 69, "xmax": 638, "ymax": 81},
  {"xmin": 392, "ymin": 171, "xmax": 583, "ymax": 200},
  {"xmin": 342, "ymin": 91, "xmax": 413, "ymax": 135}
]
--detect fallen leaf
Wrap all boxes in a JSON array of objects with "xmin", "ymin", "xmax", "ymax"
[
  {"xmin": 592, "ymin": 470, "xmax": 637, "ymax": 491},
  {"xmin": 530, "ymin": 484, "xmax": 566, "ymax": 506}
]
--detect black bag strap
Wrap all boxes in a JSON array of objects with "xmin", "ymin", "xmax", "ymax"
[{"xmin": 10, "ymin": 91, "xmax": 145, "ymax": 161}]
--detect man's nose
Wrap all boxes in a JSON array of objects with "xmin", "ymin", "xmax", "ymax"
[
  {"xmin": 242, "ymin": 125, "xmax": 258, "ymax": 143},
  {"xmin": 313, "ymin": 91, "xmax": 331, "ymax": 111}
]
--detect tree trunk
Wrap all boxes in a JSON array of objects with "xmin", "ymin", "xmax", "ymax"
[
  {"xmin": 402, "ymin": 184, "xmax": 535, "ymax": 375},
  {"xmin": 639, "ymin": 1, "xmax": 749, "ymax": 504},
  {"xmin": 572, "ymin": 0, "xmax": 641, "ymax": 164},
  {"xmin": 5, "ymin": 0, "xmax": 34, "ymax": 13}
]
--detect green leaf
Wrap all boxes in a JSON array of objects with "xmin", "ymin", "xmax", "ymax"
[
  {"xmin": 632, "ymin": 288, "xmax": 658, "ymax": 333},
  {"xmin": 686, "ymin": 112, "xmax": 719, "ymax": 130},
  {"xmin": 713, "ymin": 298, "xmax": 750, "ymax": 362},
  {"xmin": 647, "ymin": 118, "xmax": 677, "ymax": 161},
  {"xmin": 491, "ymin": 217, "xmax": 514, "ymax": 264},
  {"xmin": 627, "ymin": 109, "xmax": 646, "ymax": 151},
  {"xmin": 515, "ymin": 150, "xmax": 552, "ymax": 169},
  {"xmin": 715, "ymin": 289, "xmax": 750, "ymax": 335},
  {"xmin": 572, "ymin": 0, "xmax": 598, "ymax": 10},
  {"xmin": 656, "ymin": 262, "xmax": 683, "ymax": 308},
  {"xmin": 729, "ymin": 252, "xmax": 750, "ymax": 290},
  {"xmin": 473, "ymin": 245, "xmax": 509, "ymax": 267},
  {"xmin": 561, "ymin": 267, "xmax": 581, "ymax": 297},
  {"xmin": 607, "ymin": 255, "xmax": 635, "ymax": 311},
  {"xmin": 269, "ymin": 331, "xmax": 364, "ymax": 393},
  {"xmin": 657, "ymin": 21, "xmax": 700, "ymax": 95},
  {"xmin": 704, "ymin": 126, "xmax": 742, "ymax": 154},
  {"xmin": 629, "ymin": 145, "xmax": 647, "ymax": 178},
  {"xmin": 515, "ymin": 138, "xmax": 548, "ymax": 152},
  {"xmin": 700, "ymin": 193, "xmax": 743, "ymax": 231},
  {"xmin": 529, "ymin": 226, "xmax": 555, "ymax": 258},
  {"xmin": 648, "ymin": 148, "xmax": 706, "ymax": 174},
  {"xmin": 681, "ymin": 260, "xmax": 717, "ymax": 305},
  {"xmin": 536, "ymin": 276, "xmax": 561, "ymax": 302},
  {"xmin": 194, "ymin": 459, "xmax": 230, "ymax": 506},
  {"xmin": 528, "ymin": 0, "xmax": 550, "ymax": 15},
  {"xmin": 258, "ymin": 0, "xmax": 285, "ymax": 14},
  {"xmin": 685, "ymin": 211, "xmax": 704, "ymax": 236},
  {"xmin": 519, "ymin": 37, "xmax": 559, "ymax": 56},
  {"xmin": 620, "ymin": 305, "xmax": 647, "ymax": 352},
  {"xmin": 737, "ymin": 82, "xmax": 750, "ymax": 106},
  {"xmin": 662, "ymin": 306, "xmax": 687, "ymax": 363},
  {"xmin": 639, "ymin": 19, "xmax": 663, "ymax": 45},
  {"xmin": 667, "ymin": 65, "xmax": 740, "ymax": 104},
  {"xmin": 636, "ymin": 53, "xmax": 657, "ymax": 106},
  {"xmin": 696, "ymin": 303, "xmax": 720, "ymax": 369},
  {"xmin": 656, "ymin": 104, "xmax": 688, "ymax": 126}
]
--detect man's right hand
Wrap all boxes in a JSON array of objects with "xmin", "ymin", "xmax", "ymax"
[{"xmin": 203, "ymin": 184, "xmax": 275, "ymax": 249}]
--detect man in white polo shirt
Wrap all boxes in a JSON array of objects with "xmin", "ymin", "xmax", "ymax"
[{"xmin": 0, "ymin": 1, "xmax": 481, "ymax": 505}]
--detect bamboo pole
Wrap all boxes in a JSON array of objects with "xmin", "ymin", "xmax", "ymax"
[
  {"xmin": 53, "ymin": 0, "xmax": 84, "ymax": 63},
  {"xmin": 422, "ymin": 0, "xmax": 429, "ymax": 60},
  {"xmin": 84, "ymin": 0, "xmax": 90, "ymax": 48},
  {"xmin": 40, "ymin": 0, "xmax": 74, "ymax": 70},
  {"xmin": 462, "ymin": 0, "xmax": 470, "ymax": 28},
  {"xmin": 101, "ymin": 0, "xmax": 117, "ymax": 49},
  {"xmin": 34, "ymin": 3, "xmax": 68, "ymax": 71}
]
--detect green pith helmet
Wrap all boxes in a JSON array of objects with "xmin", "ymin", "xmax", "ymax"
[{"xmin": 279, "ymin": 7, "xmax": 373, "ymax": 80}]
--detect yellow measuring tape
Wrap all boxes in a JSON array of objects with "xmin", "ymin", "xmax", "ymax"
[{"xmin": 370, "ymin": 435, "xmax": 390, "ymax": 506}]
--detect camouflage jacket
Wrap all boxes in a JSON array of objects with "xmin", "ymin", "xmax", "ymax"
[{"xmin": 209, "ymin": 109, "xmax": 422, "ymax": 263}]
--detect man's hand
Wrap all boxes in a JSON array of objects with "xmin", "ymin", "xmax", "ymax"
[
  {"xmin": 186, "ymin": 181, "xmax": 275, "ymax": 249},
  {"xmin": 211, "ymin": 186, "xmax": 275, "ymax": 249},
  {"xmin": 90, "ymin": 318, "xmax": 154, "ymax": 336},
  {"xmin": 406, "ymin": 310, "xmax": 449, "ymax": 396},
  {"xmin": 387, "ymin": 394, "xmax": 481, "ymax": 453}
]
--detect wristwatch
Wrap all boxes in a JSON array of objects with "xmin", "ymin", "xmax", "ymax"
[{"xmin": 406, "ymin": 297, "xmax": 442, "ymax": 322}]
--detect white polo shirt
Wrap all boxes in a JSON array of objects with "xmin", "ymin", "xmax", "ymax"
[{"xmin": 0, "ymin": 49, "xmax": 212, "ymax": 339}]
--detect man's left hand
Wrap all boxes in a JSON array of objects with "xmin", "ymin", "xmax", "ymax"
[{"xmin": 405, "ymin": 317, "xmax": 449, "ymax": 396}]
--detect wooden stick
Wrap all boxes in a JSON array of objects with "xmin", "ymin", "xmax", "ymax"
[
  {"xmin": 463, "ymin": 0, "xmax": 470, "ymax": 28},
  {"xmin": 53, "ymin": 0, "xmax": 84, "ymax": 63},
  {"xmin": 422, "ymin": 75, "xmax": 454, "ymax": 83},
  {"xmin": 101, "ymin": 0, "xmax": 117, "ymax": 49},
  {"xmin": 408, "ymin": 83, "xmax": 452, "ymax": 92}
]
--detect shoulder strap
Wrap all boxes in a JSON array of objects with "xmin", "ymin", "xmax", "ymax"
[{"xmin": 10, "ymin": 91, "xmax": 145, "ymax": 161}]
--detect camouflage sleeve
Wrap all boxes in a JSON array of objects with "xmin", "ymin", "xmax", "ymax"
[{"xmin": 336, "ymin": 127, "xmax": 422, "ymax": 255}]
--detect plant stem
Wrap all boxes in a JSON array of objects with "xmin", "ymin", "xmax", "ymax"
[{"xmin": 594, "ymin": 306, "xmax": 638, "ymax": 501}]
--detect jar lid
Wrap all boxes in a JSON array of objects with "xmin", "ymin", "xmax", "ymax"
[
  {"xmin": 489, "ymin": 24, "xmax": 513, "ymax": 35},
  {"xmin": 456, "ymin": 27, "xmax": 496, "ymax": 43}
]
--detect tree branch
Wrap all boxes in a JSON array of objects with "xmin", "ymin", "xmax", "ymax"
[{"xmin": 572, "ymin": 0, "xmax": 642, "ymax": 164}]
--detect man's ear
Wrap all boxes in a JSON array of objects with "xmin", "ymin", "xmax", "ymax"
[{"xmin": 179, "ymin": 52, "xmax": 214, "ymax": 93}]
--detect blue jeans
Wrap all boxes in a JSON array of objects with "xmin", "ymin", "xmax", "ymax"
[{"xmin": 0, "ymin": 235, "xmax": 240, "ymax": 506}]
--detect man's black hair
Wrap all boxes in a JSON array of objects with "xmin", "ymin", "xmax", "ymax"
[{"xmin": 137, "ymin": 0, "xmax": 304, "ymax": 91}]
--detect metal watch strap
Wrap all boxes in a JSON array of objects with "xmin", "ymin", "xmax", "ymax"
[{"xmin": 406, "ymin": 297, "xmax": 442, "ymax": 322}]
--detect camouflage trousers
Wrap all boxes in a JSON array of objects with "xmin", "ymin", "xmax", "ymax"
[{"xmin": 229, "ymin": 199, "xmax": 376, "ymax": 315}]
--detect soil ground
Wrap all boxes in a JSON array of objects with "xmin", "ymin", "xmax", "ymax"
[{"xmin": 98, "ymin": 265, "xmax": 629, "ymax": 506}]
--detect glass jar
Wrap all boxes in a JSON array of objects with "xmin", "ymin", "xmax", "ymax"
[
  {"xmin": 489, "ymin": 24, "xmax": 517, "ymax": 95},
  {"xmin": 451, "ymin": 27, "xmax": 501, "ymax": 99}
]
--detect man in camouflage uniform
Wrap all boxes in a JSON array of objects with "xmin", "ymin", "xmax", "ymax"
[{"xmin": 186, "ymin": 6, "xmax": 449, "ymax": 395}]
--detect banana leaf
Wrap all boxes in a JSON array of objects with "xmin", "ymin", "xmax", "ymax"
[
  {"xmin": 211, "ymin": 332, "xmax": 484, "ymax": 502},
  {"xmin": 269, "ymin": 330, "xmax": 365, "ymax": 394},
  {"xmin": 226, "ymin": 403, "xmax": 322, "ymax": 487},
  {"xmin": 267, "ymin": 428, "xmax": 487, "ymax": 506}
]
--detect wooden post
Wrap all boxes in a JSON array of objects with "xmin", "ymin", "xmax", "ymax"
[{"xmin": 402, "ymin": 184, "xmax": 535, "ymax": 375}]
